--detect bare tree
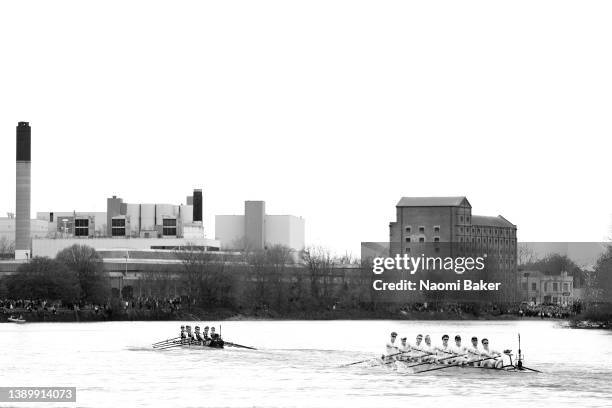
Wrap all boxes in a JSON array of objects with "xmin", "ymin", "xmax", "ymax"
[
  {"xmin": 0, "ymin": 237, "xmax": 15, "ymax": 259},
  {"xmin": 302, "ymin": 246, "xmax": 335, "ymax": 305},
  {"xmin": 517, "ymin": 243, "xmax": 537, "ymax": 266}
]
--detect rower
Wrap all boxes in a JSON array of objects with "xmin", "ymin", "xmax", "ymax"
[
  {"xmin": 186, "ymin": 325, "xmax": 193, "ymax": 343},
  {"xmin": 194, "ymin": 326, "xmax": 203, "ymax": 344},
  {"xmin": 409, "ymin": 334, "xmax": 425, "ymax": 362},
  {"xmin": 385, "ymin": 332, "xmax": 399, "ymax": 361},
  {"xmin": 466, "ymin": 336, "xmax": 481, "ymax": 366},
  {"xmin": 421, "ymin": 335, "xmax": 435, "ymax": 362},
  {"xmin": 481, "ymin": 338, "xmax": 503, "ymax": 368},
  {"xmin": 208, "ymin": 326, "xmax": 216, "ymax": 347},
  {"xmin": 399, "ymin": 337, "xmax": 410, "ymax": 361},
  {"xmin": 202, "ymin": 326, "xmax": 211, "ymax": 345},
  {"xmin": 180, "ymin": 325, "xmax": 186, "ymax": 340},
  {"xmin": 451, "ymin": 335, "xmax": 468, "ymax": 365},
  {"xmin": 435, "ymin": 334, "xmax": 453, "ymax": 364},
  {"xmin": 414, "ymin": 334, "xmax": 423, "ymax": 349}
]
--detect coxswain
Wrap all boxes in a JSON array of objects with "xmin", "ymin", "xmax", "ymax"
[
  {"xmin": 481, "ymin": 338, "xmax": 503, "ymax": 368},
  {"xmin": 209, "ymin": 333, "xmax": 224, "ymax": 348}
]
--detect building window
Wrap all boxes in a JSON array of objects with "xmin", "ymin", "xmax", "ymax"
[
  {"xmin": 563, "ymin": 283, "xmax": 570, "ymax": 292},
  {"xmin": 111, "ymin": 218, "xmax": 126, "ymax": 237},
  {"xmin": 74, "ymin": 218, "xmax": 89, "ymax": 236},
  {"xmin": 459, "ymin": 215, "xmax": 463, "ymax": 222},
  {"xmin": 405, "ymin": 237, "xmax": 411, "ymax": 243},
  {"xmin": 405, "ymin": 226, "xmax": 411, "ymax": 233},
  {"xmin": 434, "ymin": 226, "xmax": 440, "ymax": 233},
  {"xmin": 466, "ymin": 216, "xmax": 470, "ymax": 223},
  {"xmin": 434, "ymin": 237, "xmax": 440, "ymax": 242},
  {"xmin": 418, "ymin": 226, "xmax": 425, "ymax": 233},
  {"xmin": 544, "ymin": 282, "xmax": 548, "ymax": 292},
  {"xmin": 553, "ymin": 282, "xmax": 559, "ymax": 292},
  {"xmin": 405, "ymin": 247, "xmax": 411, "ymax": 253},
  {"xmin": 162, "ymin": 218, "xmax": 177, "ymax": 236},
  {"xmin": 419, "ymin": 237, "xmax": 425, "ymax": 243},
  {"xmin": 531, "ymin": 282, "xmax": 537, "ymax": 291}
]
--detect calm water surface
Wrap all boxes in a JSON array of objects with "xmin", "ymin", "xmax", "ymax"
[{"xmin": 1, "ymin": 320, "xmax": 611, "ymax": 408}]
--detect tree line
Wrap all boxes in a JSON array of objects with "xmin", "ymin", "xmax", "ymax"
[{"xmin": 0, "ymin": 244, "xmax": 110, "ymax": 305}]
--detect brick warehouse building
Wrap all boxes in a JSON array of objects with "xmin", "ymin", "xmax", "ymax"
[{"xmin": 388, "ymin": 196, "xmax": 518, "ymax": 302}]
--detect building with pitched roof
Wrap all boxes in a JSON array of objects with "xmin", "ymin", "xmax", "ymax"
[{"xmin": 389, "ymin": 196, "xmax": 518, "ymax": 283}]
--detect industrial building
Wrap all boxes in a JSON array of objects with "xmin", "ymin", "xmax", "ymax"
[
  {"xmin": 215, "ymin": 201, "xmax": 305, "ymax": 251},
  {"xmin": 389, "ymin": 196, "xmax": 517, "ymax": 265},
  {"xmin": 31, "ymin": 189, "xmax": 218, "ymax": 257},
  {"xmin": 0, "ymin": 215, "xmax": 49, "ymax": 243}
]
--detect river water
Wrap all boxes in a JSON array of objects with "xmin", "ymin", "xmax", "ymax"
[{"xmin": 1, "ymin": 320, "xmax": 611, "ymax": 408}]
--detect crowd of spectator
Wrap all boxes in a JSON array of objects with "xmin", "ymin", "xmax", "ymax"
[
  {"xmin": 399, "ymin": 301, "xmax": 581, "ymax": 319},
  {"xmin": 1, "ymin": 296, "xmax": 187, "ymax": 317}
]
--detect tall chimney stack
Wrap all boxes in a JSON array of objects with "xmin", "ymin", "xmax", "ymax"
[
  {"xmin": 15, "ymin": 122, "xmax": 31, "ymax": 260},
  {"xmin": 193, "ymin": 189, "xmax": 202, "ymax": 222}
]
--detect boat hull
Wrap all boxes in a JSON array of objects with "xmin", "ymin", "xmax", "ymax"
[{"xmin": 379, "ymin": 359, "xmax": 530, "ymax": 374}]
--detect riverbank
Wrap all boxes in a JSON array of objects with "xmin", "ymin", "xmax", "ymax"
[{"xmin": 1, "ymin": 306, "xmax": 574, "ymax": 323}]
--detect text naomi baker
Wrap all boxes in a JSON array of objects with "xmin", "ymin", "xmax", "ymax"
[{"xmin": 372, "ymin": 279, "xmax": 501, "ymax": 291}]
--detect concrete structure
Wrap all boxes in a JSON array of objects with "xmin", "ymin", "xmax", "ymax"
[
  {"xmin": 519, "ymin": 270, "xmax": 578, "ymax": 305},
  {"xmin": 215, "ymin": 201, "xmax": 305, "ymax": 251},
  {"xmin": 37, "ymin": 211, "xmax": 106, "ymax": 237},
  {"xmin": 15, "ymin": 122, "xmax": 31, "ymax": 260},
  {"xmin": 0, "ymin": 217, "xmax": 50, "ymax": 242},
  {"xmin": 37, "ymin": 189, "xmax": 204, "ymax": 239},
  {"xmin": 245, "ymin": 201, "xmax": 265, "ymax": 249},
  {"xmin": 32, "ymin": 236, "xmax": 220, "ymax": 258}
]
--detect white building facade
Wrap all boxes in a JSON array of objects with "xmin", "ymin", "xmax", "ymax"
[{"xmin": 215, "ymin": 201, "xmax": 305, "ymax": 251}]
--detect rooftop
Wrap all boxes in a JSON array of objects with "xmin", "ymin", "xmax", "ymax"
[
  {"xmin": 471, "ymin": 215, "xmax": 515, "ymax": 228},
  {"xmin": 396, "ymin": 196, "xmax": 470, "ymax": 207}
]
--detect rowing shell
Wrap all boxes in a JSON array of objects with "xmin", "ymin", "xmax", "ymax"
[
  {"xmin": 376, "ymin": 359, "xmax": 535, "ymax": 374},
  {"xmin": 156, "ymin": 340, "xmax": 224, "ymax": 350},
  {"xmin": 7, "ymin": 317, "xmax": 26, "ymax": 324}
]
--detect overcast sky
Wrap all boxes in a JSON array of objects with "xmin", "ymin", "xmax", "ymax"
[{"xmin": 1, "ymin": 1, "xmax": 611, "ymax": 255}]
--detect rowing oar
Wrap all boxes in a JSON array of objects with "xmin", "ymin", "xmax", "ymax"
[
  {"xmin": 225, "ymin": 341, "xmax": 257, "ymax": 350},
  {"xmin": 339, "ymin": 350, "xmax": 405, "ymax": 368},
  {"xmin": 407, "ymin": 353, "xmax": 468, "ymax": 368},
  {"xmin": 152, "ymin": 337, "xmax": 181, "ymax": 346},
  {"xmin": 156, "ymin": 340, "xmax": 191, "ymax": 350},
  {"xmin": 415, "ymin": 357, "xmax": 497, "ymax": 374},
  {"xmin": 153, "ymin": 339, "xmax": 184, "ymax": 349},
  {"xmin": 384, "ymin": 347, "xmax": 438, "ymax": 365},
  {"xmin": 518, "ymin": 365, "xmax": 542, "ymax": 373}
]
